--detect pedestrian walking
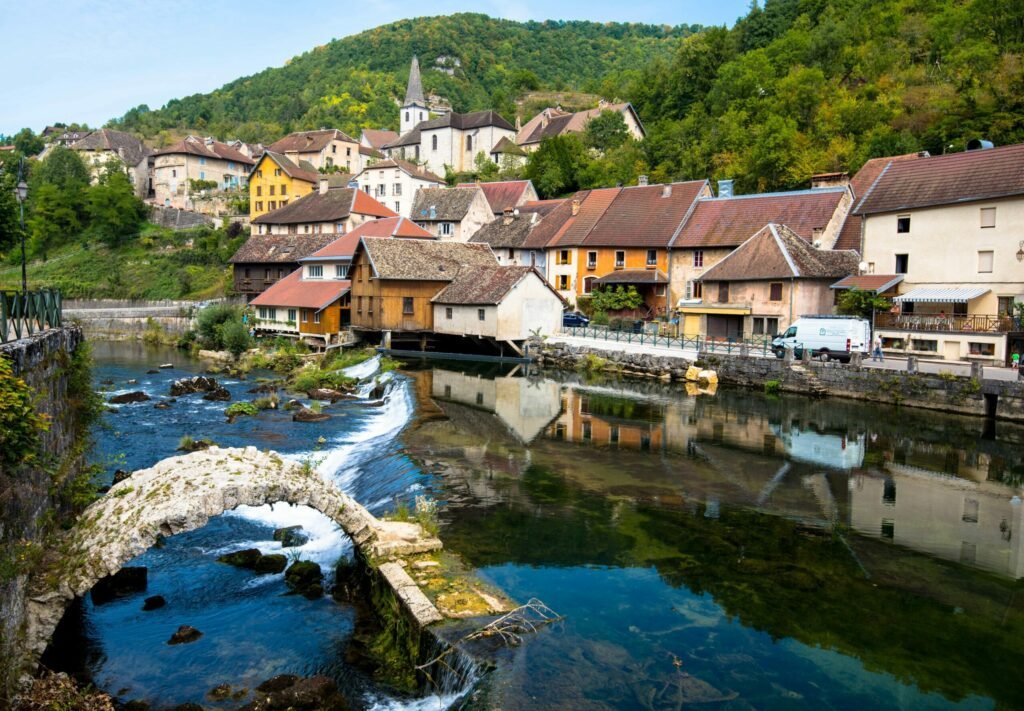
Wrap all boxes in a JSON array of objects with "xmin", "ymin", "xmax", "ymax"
[
  {"xmin": 1012, "ymin": 351, "xmax": 1020, "ymax": 370},
  {"xmin": 872, "ymin": 334, "xmax": 884, "ymax": 362}
]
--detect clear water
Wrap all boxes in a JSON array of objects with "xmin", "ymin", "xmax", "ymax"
[{"xmin": 49, "ymin": 344, "xmax": 1024, "ymax": 709}]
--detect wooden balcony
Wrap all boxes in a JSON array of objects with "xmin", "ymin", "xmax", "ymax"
[{"xmin": 876, "ymin": 312, "xmax": 1019, "ymax": 333}]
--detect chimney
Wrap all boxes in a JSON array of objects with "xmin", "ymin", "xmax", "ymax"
[
  {"xmin": 502, "ymin": 206, "xmax": 515, "ymax": 225},
  {"xmin": 966, "ymin": 138, "xmax": 994, "ymax": 151},
  {"xmin": 810, "ymin": 172, "xmax": 850, "ymax": 189},
  {"xmin": 571, "ymin": 199, "xmax": 580, "ymax": 216},
  {"xmin": 515, "ymin": 115, "xmax": 521, "ymax": 131},
  {"xmin": 319, "ymin": 177, "xmax": 329, "ymax": 195},
  {"xmin": 637, "ymin": 174, "xmax": 649, "ymax": 186},
  {"xmin": 530, "ymin": 212, "xmax": 539, "ymax": 224},
  {"xmin": 661, "ymin": 184, "xmax": 672, "ymax": 198},
  {"xmin": 717, "ymin": 179, "xmax": 734, "ymax": 198}
]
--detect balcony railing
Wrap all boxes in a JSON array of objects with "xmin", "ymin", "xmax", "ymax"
[
  {"xmin": 876, "ymin": 312, "xmax": 1019, "ymax": 333},
  {"xmin": 1, "ymin": 289, "xmax": 62, "ymax": 343}
]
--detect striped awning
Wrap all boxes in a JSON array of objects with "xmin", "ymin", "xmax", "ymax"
[{"xmin": 893, "ymin": 287, "xmax": 989, "ymax": 303}]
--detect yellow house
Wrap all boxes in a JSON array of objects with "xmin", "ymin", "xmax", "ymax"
[{"xmin": 248, "ymin": 151, "xmax": 320, "ymax": 220}]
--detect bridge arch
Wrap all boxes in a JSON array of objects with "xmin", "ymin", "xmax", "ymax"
[{"xmin": 24, "ymin": 446, "xmax": 442, "ymax": 663}]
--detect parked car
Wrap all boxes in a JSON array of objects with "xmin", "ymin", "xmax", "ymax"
[
  {"xmin": 772, "ymin": 315, "xmax": 870, "ymax": 362},
  {"xmin": 562, "ymin": 311, "xmax": 590, "ymax": 328}
]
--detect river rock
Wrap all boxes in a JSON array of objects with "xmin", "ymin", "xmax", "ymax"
[
  {"xmin": 112, "ymin": 469, "xmax": 131, "ymax": 485},
  {"xmin": 208, "ymin": 683, "xmax": 233, "ymax": 701},
  {"xmin": 285, "ymin": 561, "xmax": 323, "ymax": 598},
  {"xmin": 292, "ymin": 409, "xmax": 330, "ymax": 423},
  {"xmin": 307, "ymin": 388, "xmax": 347, "ymax": 402},
  {"xmin": 153, "ymin": 401, "xmax": 172, "ymax": 409},
  {"xmin": 122, "ymin": 701, "xmax": 150, "ymax": 711},
  {"xmin": 246, "ymin": 675, "xmax": 345, "ymax": 711},
  {"xmin": 142, "ymin": 595, "xmax": 166, "ymax": 611},
  {"xmin": 282, "ymin": 399, "xmax": 303, "ymax": 411},
  {"xmin": 172, "ymin": 705, "xmax": 204, "ymax": 711},
  {"xmin": 202, "ymin": 387, "xmax": 232, "ymax": 402},
  {"xmin": 167, "ymin": 625, "xmax": 202, "ymax": 645},
  {"xmin": 217, "ymin": 548, "xmax": 262, "ymax": 569},
  {"xmin": 273, "ymin": 525, "xmax": 308, "ymax": 548},
  {"xmin": 255, "ymin": 554, "xmax": 288, "ymax": 575},
  {"xmin": 256, "ymin": 674, "xmax": 300, "ymax": 694},
  {"xmin": 248, "ymin": 381, "xmax": 282, "ymax": 394},
  {"xmin": 91, "ymin": 567, "xmax": 147, "ymax": 605},
  {"xmin": 127, "ymin": 379, "xmax": 138, "ymax": 385},
  {"xmin": 146, "ymin": 369, "xmax": 160, "ymax": 374},
  {"xmin": 170, "ymin": 376, "xmax": 220, "ymax": 396},
  {"xmin": 332, "ymin": 559, "xmax": 361, "ymax": 603},
  {"xmin": 109, "ymin": 391, "xmax": 151, "ymax": 404}
]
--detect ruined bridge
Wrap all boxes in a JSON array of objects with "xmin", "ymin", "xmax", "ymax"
[{"xmin": 24, "ymin": 447, "xmax": 444, "ymax": 664}]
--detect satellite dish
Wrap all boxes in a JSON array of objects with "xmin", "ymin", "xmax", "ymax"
[
  {"xmin": 858, "ymin": 261, "xmax": 868, "ymax": 273},
  {"xmin": 513, "ymin": 208, "xmax": 520, "ymax": 216}
]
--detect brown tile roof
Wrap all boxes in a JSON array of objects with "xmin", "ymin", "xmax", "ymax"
[
  {"xmin": 304, "ymin": 217, "xmax": 433, "ymax": 260},
  {"xmin": 252, "ymin": 188, "xmax": 395, "ymax": 225},
  {"xmin": 854, "ymin": 143, "xmax": 1024, "ymax": 215},
  {"xmin": 673, "ymin": 188, "xmax": 847, "ymax": 249},
  {"xmin": 517, "ymin": 103, "xmax": 639, "ymax": 145},
  {"xmin": 269, "ymin": 129, "xmax": 356, "ymax": 154},
  {"xmin": 411, "ymin": 187, "xmax": 484, "ymax": 221},
  {"xmin": 359, "ymin": 237, "xmax": 496, "ymax": 280},
  {"xmin": 469, "ymin": 212, "xmax": 539, "ymax": 249},
  {"xmin": 698, "ymin": 224, "xmax": 859, "ymax": 282},
  {"xmin": 255, "ymin": 151, "xmax": 321, "ymax": 184},
  {"xmin": 432, "ymin": 266, "xmax": 538, "ymax": 304},
  {"xmin": 520, "ymin": 199, "xmax": 566, "ymax": 217},
  {"xmin": 419, "ymin": 110, "xmax": 515, "ymax": 132},
  {"xmin": 520, "ymin": 193, "xmax": 583, "ymax": 249},
  {"xmin": 581, "ymin": 181, "xmax": 708, "ymax": 248},
  {"xmin": 594, "ymin": 269, "xmax": 669, "ymax": 285},
  {"xmin": 358, "ymin": 158, "xmax": 444, "ymax": 183},
  {"xmin": 833, "ymin": 152, "xmax": 928, "ymax": 251},
  {"xmin": 456, "ymin": 180, "xmax": 535, "ymax": 214},
  {"xmin": 490, "ymin": 136, "xmax": 526, "ymax": 156},
  {"xmin": 384, "ymin": 125, "xmax": 421, "ymax": 149},
  {"xmin": 72, "ymin": 128, "xmax": 149, "ymax": 165},
  {"xmin": 228, "ymin": 233, "xmax": 336, "ymax": 264},
  {"xmin": 830, "ymin": 274, "xmax": 904, "ymax": 292},
  {"xmin": 362, "ymin": 129, "xmax": 399, "ymax": 149},
  {"xmin": 153, "ymin": 136, "xmax": 255, "ymax": 165},
  {"xmin": 359, "ymin": 145, "xmax": 383, "ymax": 158},
  {"xmin": 549, "ymin": 188, "xmax": 621, "ymax": 247},
  {"xmin": 250, "ymin": 270, "xmax": 348, "ymax": 311}
]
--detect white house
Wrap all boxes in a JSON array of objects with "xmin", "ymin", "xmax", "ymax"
[
  {"xmin": 355, "ymin": 158, "xmax": 446, "ymax": 218},
  {"xmin": 411, "ymin": 186, "xmax": 493, "ymax": 242}
]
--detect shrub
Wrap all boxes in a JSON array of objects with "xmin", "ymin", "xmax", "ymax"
[
  {"xmin": 764, "ymin": 379, "xmax": 781, "ymax": 395},
  {"xmin": 196, "ymin": 303, "xmax": 240, "ymax": 349},
  {"xmin": 221, "ymin": 319, "xmax": 252, "ymax": 358},
  {"xmin": 578, "ymin": 353, "xmax": 607, "ymax": 373},
  {"xmin": 225, "ymin": 401, "xmax": 259, "ymax": 418},
  {"xmin": 253, "ymin": 395, "xmax": 279, "ymax": 410},
  {"xmin": 0, "ymin": 357, "xmax": 50, "ymax": 469}
]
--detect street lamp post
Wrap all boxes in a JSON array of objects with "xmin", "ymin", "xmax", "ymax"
[{"xmin": 14, "ymin": 157, "xmax": 28, "ymax": 294}]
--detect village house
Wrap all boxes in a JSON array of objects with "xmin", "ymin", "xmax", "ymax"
[
  {"xmin": 228, "ymin": 233, "xmax": 338, "ymax": 300},
  {"xmin": 855, "ymin": 142, "xmax": 1024, "ymax": 365},
  {"xmin": 469, "ymin": 199, "xmax": 566, "ymax": 267},
  {"xmin": 431, "ymin": 265, "xmax": 565, "ymax": 353},
  {"xmin": 455, "ymin": 179, "xmax": 538, "ymax": 216},
  {"xmin": 151, "ymin": 136, "xmax": 254, "ymax": 211},
  {"xmin": 694, "ymin": 223, "xmax": 860, "ymax": 340},
  {"xmin": 360, "ymin": 129, "xmax": 400, "ymax": 152},
  {"xmin": 42, "ymin": 125, "xmax": 90, "ymax": 147},
  {"xmin": 516, "ymin": 102, "xmax": 645, "ymax": 152},
  {"xmin": 71, "ymin": 128, "xmax": 151, "ymax": 198},
  {"xmin": 411, "ymin": 186, "xmax": 492, "ymax": 241},
  {"xmin": 488, "ymin": 137, "xmax": 528, "ymax": 170},
  {"xmin": 268, "ymin": 128, "xmax": 361, "ymax": 173},
  {"xmin": 354, "ymin": 158, "xmax": 445, "ymax": 218},
  {"xmin": 248, "ymin": 151, "xmax": 321, "ymax": 219},
  {"xmin": 251, "ymin": 180, "xmax": 395, "ymax": 236},
  {"xmin": 348, "ymin": 237, "xmax": 498, "ymax": 338},
  {"xmin": 669, "ymin": 181, "xmax": 852, "ymax": 332}
]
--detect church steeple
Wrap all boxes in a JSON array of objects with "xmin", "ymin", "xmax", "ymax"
[{"xmin": 400, "ymin": 55, "xmax": 428, "ymax": 135}]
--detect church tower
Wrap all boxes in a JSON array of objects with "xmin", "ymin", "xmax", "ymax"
[{"xmin": 400, "ymin": 55, "xmax": 428, "ymax": 135}]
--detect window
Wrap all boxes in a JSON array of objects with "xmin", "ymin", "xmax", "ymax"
[
  {"xmin": 439, "ymin": 222, "xmax": 453, "ymax": 236},
  {"xmin": 394, "ymin": 183, "xmax": 402, "ymax": 196},
  {"xmin": 301, "ymin": 310, "xmax": 308, "ymax": 322},
  {"xmin": 558, "ymin": 250, "xmax": 571, "ymax": 265},
  {"xmin": 280, "ymin": 184, "xmax": 287, "ymax": 196},
  {"xmin": 336, "ymin": 222, "xmax": 345, "ymax": 233},
  {"xmin": 895, "ymin": 254, "xmax": 909, "ymax": 274},
  {"xmin": 258, "ymin": 307, "xmax": 268, "ymax": 319},
  {"xmin": 199, "ymin": 171, "xmax": 205, "ymax": 180},
  {"xmin": 615, "ymin": 251, "xmax": 625, "ymax": 268},
  {"xmin": 655, "ymin": 284, "xmax": 666, "ymax": 297},
  {"xmin": 432, "ymin": 135, "xmax": 438, "ymax": 151},
  {"xmin": 769, "ymin": 282, "xmax": 783, "ymax": 301},
  {"xmin": 256, "ymin": 202, "xmax": 263, "ymax": 212},
  {"xmin": 394, "ymin": 202, "xmax": 400, "ymax": 213},
  {"xmin": 911, "ymin": 339, "xmax": 938, "ymax": 352},
  {"xmin": 753, "ymin": 317, "xmax": 765, "ymax": 335},
  {"xmin": 405, "ymin": 111, "xmax": 409, "ymax": 122},
  {"xmin": 978, "ymin": 250, "xmax": 994, "ymax": 273},
  {"xmin": 883, "ymin": 480, "xmax": 896, "ymax": 505},
  {"xmin": 331, "ymin": 144, "xmax": 337, "ymax": 154},
  {"xmin": 476, "ymin": 392, "xmax": 484, "ymax": 405},
  {"xmin": 969, "ymin": 342, "xmax": 995, "ymax": 356},
  {"xmin": 171, "ymin": 169, "xmax": 176, "ymax": 178},
  {"xmin": 257, "ymin": 169, "xmax": 263, "ymax": 178},
  {"xmin": 684, "ymin": 280, "xmax": 703, "ymax": 300},
  {"xmin": 962, "ymin": 498, "xmax": 980, "ymax": 523},
  {"xmin": 304, "ymin": 225, "xmax": 310, "ymax": 234},
  {"xmin": 980, "ymin": 207, "xmax": 996, "ymax": 228},
  {"xmin": 402, "ymin": 297, "xmax": 414, "ymax": 315},
  {"xmin": 646, "ymin": 249, "xmax": 657, "ymax": 266},
  {"xmin": 587, "ymin": 251, "xmax": 597, "ymax": 269},
  {"xmin": 287, "ymin": 309, "xmax": 296, "ymax": 323},
  {"xmin": 583, "ymin": 276, "xmax": 597, "ymax": 294},
  {"xmin": 199, "ymin": 157, "xmax": 206, "ymax": 165},
  {"xmin": 765, "ymin": 317, "xmax": 779, "ymax": 336},
  {"xmin": 529, "ymin": 251, "xmax": 537, "ymax": 266},
  {"xmin": 346, "ymin": 147, "xmax": 351, "ymax": 156},
  {"xmin": 363, "ymin": 185, "xmax": 371, "ymax": 194},
  {"xmin": 466, "ymin": 135, "xmax": 473, "ymax": 152},
  {"xmin": 881, "ymin": 519, "xmax": 895, "ymax": 540},
  {"xmin": 557, "ymin": 275, "xmax": 570, "ymax": 290},
  {"xmin": 269, "ymin": 185, "xmax": 275, "ymax": 196},
  {"xmin": 356, "ymin": 296, "xmax": 362, "ymax": 314},
  {"xmin": 244, "ymin": 268, "xmax": 251, "ymax": 278},
  {"xmin": 478, "ymin": 308, "xmax": 485, "ymax": 321},
  {"xmin": 609, "ymin": 426, "xmax": 619, "ymax": 445},
  {"xmin": 897, "ymin": 215, "xmax": 911, "ymax": 233},
  {"xmin": 867, "ymin": 262, "xmax": 875, "ymax": 274},
  {"xmin": 335, "ymin": 265, "xmax": 348, "ymax": 279},
  {"xmin": 693, "ymin": 250, "xmax": 704, "ymax": 268},
  {"xmin": 267, "ymin": 308, "xmax": 277, "ymax": 320},
  {"xmin": 274, "ymin": 168, "xmax": 282, "ymax": 177},
  {"xmin": 313, "ymin": 311, "xmax": 321, "ymax": 324},
  {"xmin": 718, "ymin": 282, "xmax": 729, "ymax": 303},
  {"xmin": 582, "ymin": 421, "xmax": 592, "ymax": 441},
  {"xmin": 308, "ymin": 265, "xmax": 323, "ymax": 278},
  {"xmin": 264, "ymin": 269, "xmax": 272, "ymax": 280},
  {"xmin": 998, "ymin": 297, "xmax": 1015, "ymax": 316},
  {"xmin": 377, "ymin": 184, "xmax": 386, "ymax": 197},
  {"xmin": 507, "ymin": 248, "xmax": 515, "ymax": 260},
  {"xmin": 445, "ymin": 307, "xmax": 453, "ymax": 319}
]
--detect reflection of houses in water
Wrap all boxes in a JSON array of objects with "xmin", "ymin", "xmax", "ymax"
[
  {"xmin": 771, "ymin": 425, "xmax": 864, "ymax": 470},
  {"xmin": 547, "ymin": 386, "xmax": 684, "ymax": 452},
  {"xmin": 850, "ymin": 468, "xmax": 1024, "ymax": 579}
]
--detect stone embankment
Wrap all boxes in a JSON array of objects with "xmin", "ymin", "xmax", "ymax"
[
  {"xmin": 534, "ymin": 341, "xmax": 1024, "ymax": 421},
  {"xmin": 65, "ymin": 299, "xmax": 196, "ymax": 339}
]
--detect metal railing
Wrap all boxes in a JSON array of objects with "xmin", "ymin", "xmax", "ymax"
[
  {"xmin": 1, "ymin": 289, "xmax": 62, "ymax": 344},
  {"xmin": 560, "ymin": 324, "xmax": 776, "ymax": 355},
  {"xmin": 876, "ymin": 312, "xmax": 1020, "ymax": 333}
]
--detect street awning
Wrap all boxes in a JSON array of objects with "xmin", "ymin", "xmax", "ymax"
[
  {"xmin": 893, "ymin": 287, "xmax": 989, "ymax": 303},
  {"xmin": 595, "ymin": 269, "xmax": 668, "ymax": 285},
  {"xmin": 677, "ymin": 305, "xmax": 751, "ymax": 316}
]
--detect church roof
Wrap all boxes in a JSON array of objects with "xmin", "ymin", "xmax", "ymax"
[{"xmin": 405, "ymin": 55, "xmax": 425, "ymax": 106}]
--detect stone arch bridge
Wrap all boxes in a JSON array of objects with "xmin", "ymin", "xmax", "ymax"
[{"xmin": 23, "ymin": 447, "xmax": 443, "ymax": 666}]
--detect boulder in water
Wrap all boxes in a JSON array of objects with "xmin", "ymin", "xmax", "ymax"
[
  {"xmin": 170, "ymin": 376, "xmax": 220, "ymax": 396},
  {"xmin": 273, "ymin": 525, "xmax": 308, "ymax": 548},
  {"xmin": 167, "ymin": 625, "xmax": 202, "ymax": 645},
  {"xmin": 256, "ymin": 674, "xmax": 300, "ymax": 694},
  {"xmin": 208, "ymin": 684, "xmax": 233, "ymax": 701},
  {"xmin": 285, "ymin": 561, "xmax": 323, "ymax": 598},
  {"xmin": 109, "ymin": 391, "xmax": 151, "ymax": 404},
  {"xmin": 249, "ymin": 674, "xmax": 345, "ymax": 710},
  {"xmin": 202, "ymin": 387, "xmax": 232, "ymax": 402},
  {"xmin": 307, "ymin": 388, "xmax": 347, "ymax": 402},
  {"xmin": 153, "ymin": 401, "xmax": 172, "ymax": 409},
  {"xmin": 146, "ymin": 369, "xmax": 160, "ymax": 374},
  {"xmin": 282, "ymin": 399, "xmax": 303, "ymax": 411},
  {"xmin": 217, "ymin": 548, "xmax": 262, "ymax": 569},
  {"xmin": 91, "ymin": 567, "xmax": 147, "ymax": 605},
  {"xmin": 248, "ymin": 381, "xmax": 283, "ymax": 394},
  {"xmin": 292, "ymin": 408, "xmax": 330, "ymax": 423},
  {"xmin": 142, "ymin": 595, "xmax": 166, "ymax": 611},
  {"xmin": 255, "ymin": 554, "xmax": 288, "ymax": 575}
]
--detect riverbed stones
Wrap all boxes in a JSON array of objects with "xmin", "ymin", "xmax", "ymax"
[
  {"xmin": 284, "ymin": 561, "xmax": 323, "ymax": 598},
  {"xmin": 167, "ymin": 625, "xmax": 202, "ymax": 645},
  {"xmin": 217, "ymin": 548, "xmax": 262, "ymax": 569},
  {"xmin": 254, "ymin": 554, "xmax": 288, "ymax": 575},
  {"xmin": 273, "ymin": 525, "xmax": 308, "ymax": 548},
  {"xmin": 246, "ymin": 675, "xmax": 346, "ymax": 711},
  {"xmin": 91, "ymin": 567, "xmax": 147, "ymax": 605},
  {"xmin": 109, "ymin": 391, "xmax": 151, "ymax": 404},
  {"xmin": 170, "ymin": 375, "xmax": 220, "ymax": 396},
  {"xmin": 202, "ymin": 387, "xmax": 232, "ymax": 402},
  {"xmin": 153, "ymin": 400, "xmax": 172, "ymax": 409},
  {"xmin": 282, "ymin": 399, "xmax": 303, "ymax": 411},
  {"xmin": 292, "ymin": 408, "xmax": 330, "ymax": 423},
  {"xmin": 142, "ymin": 595, "xmax": 166, "ymax": 610}
]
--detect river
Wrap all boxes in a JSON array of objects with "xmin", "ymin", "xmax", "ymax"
[{"xmin": 45, "ymin": 341, "xmax": 1024, "ymax": 709}]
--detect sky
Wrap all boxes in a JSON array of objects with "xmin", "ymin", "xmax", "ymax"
[{"xmin": 0, "ymin": 0, "xmax": 750, "ymax": 136}]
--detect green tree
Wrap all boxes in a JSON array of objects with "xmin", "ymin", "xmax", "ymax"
[
  {"xmin": 28, "ymin": 183, "xmax": 80, "ymax": 260},
  {"xmin": 836, "ymin": 288, "xmax": 891, "ymax": 320},
  {"xmin": 584, "ymin": 110, "xmax": 630, "ymax": 151},
  {"xmin": 524, "ymin": 134, "xmax": 589, "ymax": 198},
  {"xmin": 85, "ymin": 171, "xmax": 148, "ymax": 248},
  {"xmin": 589, "ymin": 285, "xmax": 645, "ymax": 314},
  {"xmin": 33, "ymin": 147, "xmax": 90, "ymax": 191},
  {"xmin": 221, "ymin": 319, "xmax": 252, "ymax": 358},
  {"xmin": 12, "ymin": 128, "xmax": 43, "ymax": 156}
]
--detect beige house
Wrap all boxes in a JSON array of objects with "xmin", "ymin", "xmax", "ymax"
[
  {"xmin": 71, "ymin": 128, "xmax": 151, "ymax": 198},
  {"xmin": 516, "ymin": 102, "xmax": 645, "ymax": 152},
  {"xmin": 251, "ymin": 180, "xmax": 396, "ymax": 236},
  {"xmin": 411, "ymin": 186, "xmax": 492, "ymax": 242},
  {"xmin": 355, "ymin": 159, "xmax": 445, "ymax": 218},
  {"xmin": 856, "ymin": 143, "xmax": 1024, "ymax": 364},
  {"xmin": 268, "ymin": 129, "xmax": 361, "ymax": 173},
  {"xmin": 385, "ymin": 110, "xmax": 517, "ymax": 177},
  {"xmin": 691, "ymin": 224, "xmax": 859, "ymax": 339},
  {"xmin": 432, "ymin": 266, "xmax": 565, "ymax": 350},
  {"xmin": 151, "ymin": 136, "xmax": 254, "ymax": 212}
]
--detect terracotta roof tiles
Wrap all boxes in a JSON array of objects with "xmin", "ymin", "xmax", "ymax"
[
  {"xmin": 697, "ymin": 224, "xmax": 859, "ymax": 282},
  {"xmin": 456, "ymin": 180, "xmax": 535, "ymax": 214},
  {"xmin": 250, "ymin": 269, "xmax": 348, "ymax": 311},
  {"xmin": 431, "ymin": 266, "xmax": 537, "ymax": 305},
  {"xmin": 303, "ymin": 217, "xmax": 433, "ymax": 260},
  {"xmin": 269, "ymin": 129, "xmax": 357, "ymax": 154},
  {"xmin": 253, "ymin": 188, "xmax": 395, "ymax": 225}
]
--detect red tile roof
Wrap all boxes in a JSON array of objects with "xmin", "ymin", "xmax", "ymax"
[
  {"xmin": 833, "ymin": 152, "xmax": 927, "ymax": 251},
  {"xmin": 456, "ymin": 180, "xmax": 536, "ymax": 214},
  {"xmin": 269, "ymin": 129, "xmax": 357, "ymax": 154},
  {"xmin": 830, "ymin": 274, "xmax": 904, "ymax": 292},
  {"xmin": 153, "ymin": 136, "xmax": 255, "ymax": 165},
  {"xmin": 250, "ymin": 270, "xmax": 349, "ymax": 311},
  {"xmin": 854, "ymin": 143, "xmax": 1024, "ymax": 215},
  {"xmin": 252, "ymin": 187, "xmax": 395, "ymax": 225},
  {"xmin": 304, "ymin": 217, "xmax": 433, "ymax": 260},
  {"xmin": 581, "ymin": 181, "xmax": 708, "ymax": 248},
  {"xmin": 549, "ymin": 188, "xmax": 621, "ymax": 247},
  {"xmin": 361, "ymin": 129, "xmax": 400, "ymax": 150},
  {"xmin": 255, "ymin": 151, "xmax": 320, "ymax": 184},
  {"xmin": 697, "ymin": 224, "xmax": 859, "ymax": 281},
  {"xmin": 673, "ymin": 188, "xmax": 847, "ymax": 249},
  {"xmin": 352, "ymin": 189, "xmax": 400, "ymax": 218}
]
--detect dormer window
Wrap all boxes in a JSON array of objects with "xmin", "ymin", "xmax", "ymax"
[
  {"xmin": 335, "ymin": 265, "xmax": 348, "ymax": 279},
  {"xmin": 308, "ymin": 265, "xmax": 323, "ymax": 279}
]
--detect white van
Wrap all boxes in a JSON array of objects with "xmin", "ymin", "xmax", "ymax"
[{"xmin": 772, "ymin": 315, "xmax": 870, "ymax": 362}]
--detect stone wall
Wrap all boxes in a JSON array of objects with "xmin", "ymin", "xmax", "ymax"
[
  {"xmin": 533, "ymin": 341, "xmax": 1024, "ymax": 422},
  {"xmin": 0, "ymin": 326, "xmax": 86, "ymax": 700},
  {"xmin": 148, "ymin": 205, "xmax": 214, "ymax": 230}
]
